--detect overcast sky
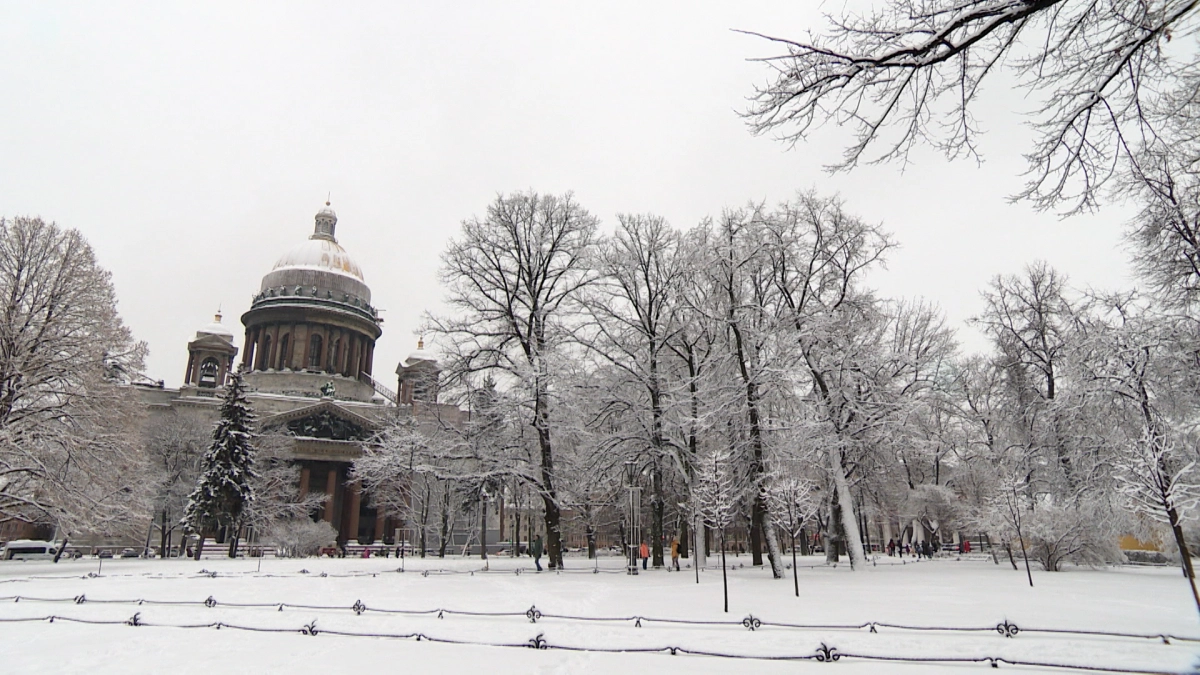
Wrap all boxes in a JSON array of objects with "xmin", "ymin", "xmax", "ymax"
[{"xmin": 0, "ymin": 2, "xmax": 1133, "ymax": 388}]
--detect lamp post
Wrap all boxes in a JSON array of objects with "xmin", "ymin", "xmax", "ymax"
[
  {"xmin": 625, "ymin": 460, "xmax": 640, "ymax": 575},
  {"xmin": 480, "ymin": 486, "xmax": 490, "ymax": 569}
]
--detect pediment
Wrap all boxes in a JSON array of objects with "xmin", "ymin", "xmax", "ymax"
[
  {"xmin": 259, "ymin": 400, "xmax": 377, "ymax": 442},
  {"xmin": 189, "ymin": 334, "xmax": 238, "ymax": 352}
]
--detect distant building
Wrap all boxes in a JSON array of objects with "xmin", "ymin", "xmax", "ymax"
[{"xmin": 138, "ymin": 203, "xmax": 464, "ymax": 546}]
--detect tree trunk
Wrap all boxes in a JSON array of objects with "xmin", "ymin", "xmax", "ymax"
[
  {"xmin": 764, "ymin": 516, "xmax": 784, "ymax": 577},
  {"xmin": 534, "ymin": 357, "xmax": 564, "ymax": 570},
  {"xmin": 828, "ymin": 445, "xmax": 866, "ymax": 569},
  {"xmin": 143, "ymin": 517, "xmax": 155, "ymax": 558},
  {"xmin": 720, "ymin": 529, "xmax": 729, "ymax": 613},
  {"xmin": 193, "ymin": 534, "xmax": 205, "ymax": 561},
  {"xmin": 679, "ymin": 517, "xmax": 690, "ymax": 558},
  {"xmin": 586, "ymin": 523, "xmax": 596, "ymax": 559},
  {"xmin": 791, "ymin": 530, "xmax": 799, "ymax": 597},
  {"xmin": 480, "ymin": 497, "xmax": 488, "ymax": 560},
  {"xmin": 159, "ymin": 509, "xmax": 170, "ymax": 558},
  {"xmin": 749, "ymin": 504, "xmax": 764, "ymax": 566},
  {"xmin": 512, "ymin": 481, "xmax": 521, "ymax": 557},
  {"xmin": 52, "ymin": 537, "xmax": 68, "ymax": 563},
  {"xmin": 543, "ymin": 492, "xmax": 563, "ymax": 569},
  {"xmin": 1167, "ymin": 505, "xmax": 1200, "ymax": 616},
  {"xmin": 651, "ymin": 465, "xmax": 665, "ymax": 568},
  {"xmin": 1004, "ymin": 541, "xmax": 1018, "ymax": 570},
  {"xmin": 438, "ymin": 488, "xmax": 450, "ymax": 558},
  {"xmin": 227, "ymin": 525, "xmax": 240, "ymax": 558}
]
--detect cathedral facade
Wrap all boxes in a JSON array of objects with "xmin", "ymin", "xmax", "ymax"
[{"xmin": 140, "ymin": 204, "xmax": 461, "ymax": 546}]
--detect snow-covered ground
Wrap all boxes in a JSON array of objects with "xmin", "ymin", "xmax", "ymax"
[{"xmin": 0, "ymin": 553, "xmax": 1195, "ymax": 674}]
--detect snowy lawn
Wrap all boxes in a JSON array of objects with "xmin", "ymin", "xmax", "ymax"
[{"xmin": 0, "ymin": 553, "xmax": 1195, "ymax": 674}]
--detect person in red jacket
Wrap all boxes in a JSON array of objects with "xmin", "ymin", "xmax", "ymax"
[{"xmin": 639, "ymin": 541, "xmax": 649, "ymax": 570}]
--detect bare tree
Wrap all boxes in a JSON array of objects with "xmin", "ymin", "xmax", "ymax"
[
  {"xmin": 974, "ymin": 261, "xmax": 1081, "ymax": 490},
  {"xmin": 1077, "ymin": 296, "xmax": 1200, "ymax": 613},
  {"xmin": 243, "ymin": 432, "xmax": 324, "ymax": 538},
  {"xmin": 1122, "ymin": 105, "xmax": 1200, "ymax": 307},
  {"xmin": 0, "ymin": 216, "xmax": 149, "ymax": 539},
  {"xmin": 743, "ymin": 0, "xmax": 1199, "ymax": 212},
  {"xmin": 425, "ymin": 191, "xmax": 599, "ymax": 569},
  {"xmin": 585, "ymin": 213, "xmax": 687, "ymax": 568},
  {"xmin": 766, "ymin": 467, "xmax": 819, "ymax": 597},
  {"xmin": 143, "ymin": 411, "xmax": 208, "ymax": 556},
  {"xmin": 694, "ymin": 444, "xmax": 749, "ymax": 613},
  {"xmin": 763, "ymin": 192, "xmax": 897, "ymax": 571},
  {"xmin": 700, "ymin": 207, "xmax": 790, "ymax": 577}
]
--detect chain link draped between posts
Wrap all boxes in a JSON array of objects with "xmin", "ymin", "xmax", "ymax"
[
  {"xmin": 0, "ymin": 611, "xmax": 1186, "ymax": 675},
  {"xmin": 1, "ymin": 592, "xmax": 1195, "ymax": 646}
]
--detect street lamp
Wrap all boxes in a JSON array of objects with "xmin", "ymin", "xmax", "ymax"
[
  {"xmin": 624, "ymin": 460, "xmax": 640, "ymax": 575},
  {"xmin": 480, "ymin": 486, "xmax": 490, "ymax": 568}
]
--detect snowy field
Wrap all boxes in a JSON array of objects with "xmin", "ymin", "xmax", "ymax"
[{"xmin": 0, "ymin": 553, "xmax": 1196, "ymax": 674}]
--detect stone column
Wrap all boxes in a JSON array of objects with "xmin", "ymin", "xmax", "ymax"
[
  {"xmin": 299, "ymin": 465, "xmax": 311, "ymax": 499},
  {"xmin": 242, "ymin": 328, "xmax": 257, "ymax": 370},
  {"xmin": 297, "ymin": 324, "xmax": 311, "ymax": 371},
  {"xmin": 257, "ymin": 331, "xmax": 270, "ymax": 370},
  {"xmin": 183, "ymin": 352, "xmax": 195, "ymax": 386},
  {"xmin": 347, "ymin": 480, "xmax": 362, "ymax": 544},
  {"xmin": 270, "ymin": 324, "xmax": 281, "ymax": 370},
  {"xmin": 358, "ymin": 336, "xmax": 368, "ymax": 378},
  {"xmin": 323, "ymin": 468, "xmax": 338, "ymax": 524},
  {"xmin": 374, "ymin": 510, "xmax": 386, "ymax": 544}
]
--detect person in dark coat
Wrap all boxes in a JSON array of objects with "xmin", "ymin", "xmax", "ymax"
[{"xmin": 531, "ymin": 535, "xmax": 543, "ymax": 572}]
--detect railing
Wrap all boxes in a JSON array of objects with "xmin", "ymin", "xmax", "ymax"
[
  {"xmin": 358, "ymin": 372, "xmax": 398, "ymax": 405},
  {"xmin": 1, "ymin": 590, "xmax": 1193, "ymax": 674}
]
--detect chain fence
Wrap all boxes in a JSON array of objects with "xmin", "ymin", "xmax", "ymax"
[
  {"xmin": 0, "ymin": 610, "xmax": 1186, "ymax": 675},
  {"xmin": 2, "ymin": 592, "xmax": 1196, "ymax": 646}
]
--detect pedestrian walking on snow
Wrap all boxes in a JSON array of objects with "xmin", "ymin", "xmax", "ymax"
[
  {"xmin": 531, "ymin": 535, "xmax": 543, "ymax": 572},
  {"xmin": 670, "ymin": 538, "xmax": 680, "ymax": 571},
  {"xmin": 640, "ymin": 541, "xmax": 649, "ymax": 570}
]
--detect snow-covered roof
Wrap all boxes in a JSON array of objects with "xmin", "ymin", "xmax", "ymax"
[
  {"xmin": 196, "ymin": 312, "xmax": 234, "ymax": 342},
  {"xmin": 272, "ymin": 237, "xmax": 364, "ymax": 282}
]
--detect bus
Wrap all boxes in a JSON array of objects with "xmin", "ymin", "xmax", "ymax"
[{"xmin": 2, "ymin": 540, "xmax": 60, "ymax": 560}]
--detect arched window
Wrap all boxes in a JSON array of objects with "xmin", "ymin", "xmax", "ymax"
[
  {"xmin": 198, "ymin": 357, "xmax": 220, "ymax": 388},
  {"xmin": 278, "ymin": 334, "xmax": 290, "ymax": 370},
  {"xmin": 308, "ymin": 334, "xmax": 323, "ymax": 369}
]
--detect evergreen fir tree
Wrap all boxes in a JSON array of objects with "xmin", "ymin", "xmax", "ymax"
[{"xmin": 183, "ymin": 371, "xmax": 258, "ymax": 558}]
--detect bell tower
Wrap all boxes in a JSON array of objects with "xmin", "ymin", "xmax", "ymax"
[{"xmin": 183, "ymin": 312, "xmax": 239, "ymax": 389}]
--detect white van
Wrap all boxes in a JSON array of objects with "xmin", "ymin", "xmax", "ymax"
[{"xmin": 2, "ymin": 540, "xmax": 60, "ymax": 560}]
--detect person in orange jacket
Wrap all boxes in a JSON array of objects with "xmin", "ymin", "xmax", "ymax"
[
  {"xmin": 639, "ymin": 541, "xmax": 649, "ymax": 570},
  {"xmin": 670, "ymin": 538, "xmax": 680, "ymax": 571}
]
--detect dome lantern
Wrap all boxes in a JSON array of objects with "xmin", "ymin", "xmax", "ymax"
[{"xmin": 313, "ymin": 201, "xmax": 337, "ymax": 241}]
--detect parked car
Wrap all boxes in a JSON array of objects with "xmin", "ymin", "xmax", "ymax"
[
  {"xmin": 120, "ymin": 548, "xmax": 138, "ymax": 558},
  {"xmin": 97, "ymin": 549, "xmax": 114, "ymax": 559}
]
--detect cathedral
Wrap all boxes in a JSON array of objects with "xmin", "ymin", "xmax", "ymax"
[{"xmin": 139, "ymin": 203, "xmax": 463, "ymax": 546}]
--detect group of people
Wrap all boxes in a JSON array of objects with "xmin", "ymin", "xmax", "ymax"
[
  {"xmin": 526, "ymin": 534, "xmax": 685, "ymax": 572},
  {"xmin": 633, "ymin": 535, "xmax": 681, "ymax": 566},
  {"xmin": 632, "ymin": 538, "xmax": 682, "ymax": 571},
  {"xmin": 885, "ymin": 538, "xmax": 972, "ymax": 558}
]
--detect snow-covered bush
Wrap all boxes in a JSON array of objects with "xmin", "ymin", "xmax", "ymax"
[
  {"xmin": 1024, "ymin": 501, "xmax": 1122, "ymax": 571},
  {"xmin": 266, "ymin": 519, "xmax": 336, "ymax": 558}
]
